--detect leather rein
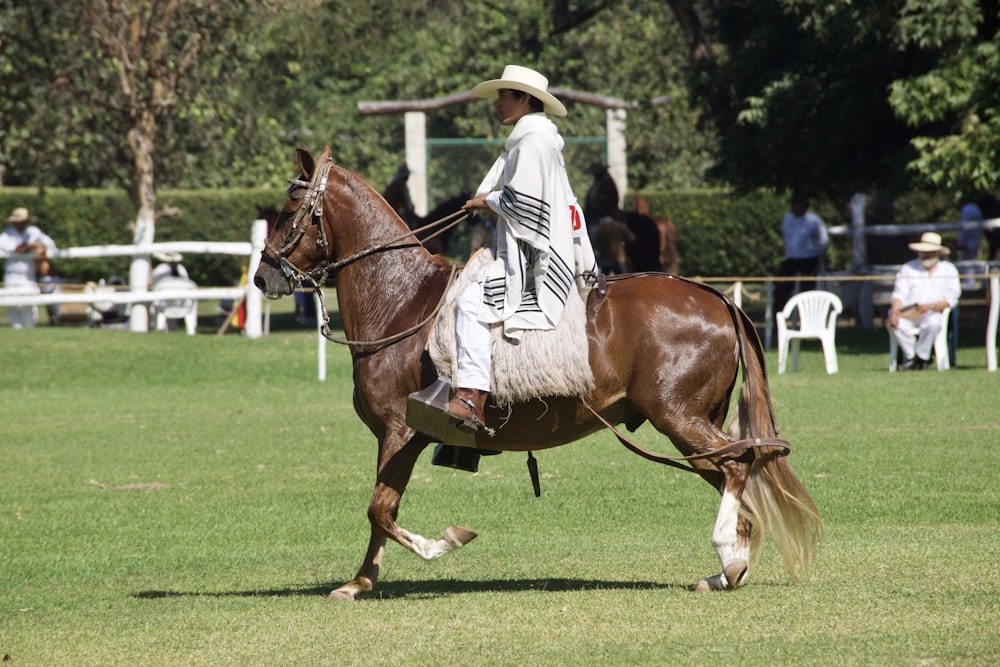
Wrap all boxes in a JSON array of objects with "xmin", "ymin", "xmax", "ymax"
[
  {"xmin": 582, "ymin": 272, "xmax": 790, "ymax": 472},
  {"xmin": 581, "ymin": 400, "xmax": 789, "ymax": 473},
  {"xmin": 260, "ymin": 156, "xmax": 465, "ymax": 348}
]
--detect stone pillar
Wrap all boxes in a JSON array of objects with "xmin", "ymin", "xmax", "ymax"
[
  {"xmin": 405, "ymin": 111, "xmax": 427, "ymax": 216},
  {"xmin": 606, "ymin": 109, "xmax": 627, "ymax": 209}
]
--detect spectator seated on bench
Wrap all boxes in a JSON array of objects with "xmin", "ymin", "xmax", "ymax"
[
  {"xmin": 886, "ymin": 233, "xmax": 961, "ymax": 371},
  {"xmin": 151, "ymin": 252, "xmax": 197, "ymax": 335}
]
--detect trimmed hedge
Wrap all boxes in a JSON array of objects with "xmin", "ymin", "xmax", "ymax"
[
  {"xmin": 632, "ymin": 188, "xmax": 956, "ymax": 277},
  {"xmin": 1, "ymin": 187, "xmax": 284, "ymax": 285},
  {"xmin": 1, "ymin": 186, "xmax": 952, "ymax": 285}
]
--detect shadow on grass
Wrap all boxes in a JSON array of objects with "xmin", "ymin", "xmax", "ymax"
[{"xmin": 133, "ymin": 577, "xmax": 694, "ymax": 601}]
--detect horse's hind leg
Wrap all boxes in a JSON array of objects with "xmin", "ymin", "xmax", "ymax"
[
  {"xmin": 695, "ymin": 460, "xmax": 752, "ymax": 592},
  {"xmin": 652, "ymin": 415, "xmax": 752, "ymax": 591}
]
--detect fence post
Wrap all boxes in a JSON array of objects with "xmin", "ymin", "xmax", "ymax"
[
  {"xmin": 764, "ymin": 280, "xmax": 774, "ymax": 349},
  {"xmin": 244, "ymin": 219, "xmax": 266, "ymax": 339},
  {"xmin": 606, "ymin": 108, "xmax": 627, "ymax": 210},
  {"xmin": 406, "ymin": 111, "xmax": 428, "ymax": 217},
  {"xmin": 850, "ymin": 193, "xmax": 875, "ymax": 331},
  {"xmin": 988, "ymin": 272, "xmax": 999, "ymax": 372},
  {"xmin": 316, "ymin": 292, "xmax": 327, "ymax": 382}
]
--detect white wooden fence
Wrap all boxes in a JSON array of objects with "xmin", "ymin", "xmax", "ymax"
[{"xmin": 0, "ymin": 219, "xmax": 267, "ymax": 338}]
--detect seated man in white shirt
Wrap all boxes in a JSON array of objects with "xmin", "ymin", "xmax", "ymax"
[
  {"xmin": 150, "ymin": 251, "xmax": 190, "ymax": 285},
  {"xmin": 150, "ymin": 251, "xmax": 197, "ymax": 333},
  {"xmin": 887, "ymin": 232, "xmax": 961, "ymax": 371}
]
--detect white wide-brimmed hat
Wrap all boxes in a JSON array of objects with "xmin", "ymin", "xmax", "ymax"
[
  {"xmin": 153, "ymin": 251, "xmax": 184, "ymax": 263},
  {"xmin": 908, "ymin": 232, "xmax": 949, "ymax": 254},
  {"xmin": 471, "ymin": 65, "xmax": 567, "ymax": 117},
  {"xmin": 7, "ymin": 207, "xmax": 30, "ymax": 223}
]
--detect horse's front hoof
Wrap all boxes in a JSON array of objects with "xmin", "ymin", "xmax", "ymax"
[
  {"xmin": 442, "ymin": 525, "xmax": 478, "ymax": 549},
  {"xmin": 326, "ymin": 589, "xmax": 355, "ymax": 602},
  {"xmin": 694, "ymin": 559, "xmax": 749, "ymax": 592},
  {"xmin": 694, "ymin": 573, "xmax": 725, "ymax": 592}
]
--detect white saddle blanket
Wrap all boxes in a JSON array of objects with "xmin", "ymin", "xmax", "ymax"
[{"xmin": 429, "ymin": 249, "xmax": 595, "ymax": 407}]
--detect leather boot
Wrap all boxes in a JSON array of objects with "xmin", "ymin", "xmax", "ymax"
[{"xmin": 447, "ymin": 388, "xmax": 489, "ymax": 432}]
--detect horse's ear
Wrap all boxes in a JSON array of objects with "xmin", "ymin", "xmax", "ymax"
[{"xmin": 296, "ymin": 147, "xmax": 315, "ymax": 178}]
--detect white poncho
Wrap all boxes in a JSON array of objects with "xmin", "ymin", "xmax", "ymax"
[{"xmin": 475, "ymin": 113, "xmax": 596, "ymax": 341}]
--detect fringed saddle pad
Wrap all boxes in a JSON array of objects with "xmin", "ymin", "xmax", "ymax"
[{"xmin": 429, "ymin": 249, "xmax": 595, "ymax": 407}]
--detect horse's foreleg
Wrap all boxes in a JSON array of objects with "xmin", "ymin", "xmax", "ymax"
[
  {"xmin": 327, "ymin": 433, "xmax": 477, "ymax": 602},
  {"xmin": 327, "ymin": 533, "xmax": 385, "ymax": 602},
  {"xmin": 327, "ymin": 510, "xmax": 478, "ymax": 602},
  {"xmin": 696, "ymin": 462, "xmax": 751, "ymax": 592},
  {"xmin": 399, "ymin": 525, "xmax": 478, "ymax": 560}
]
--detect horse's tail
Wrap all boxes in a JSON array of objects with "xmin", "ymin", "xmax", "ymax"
[{"xmin": 729, "ymin": 304, "xmax": 822, "ymax": 581}]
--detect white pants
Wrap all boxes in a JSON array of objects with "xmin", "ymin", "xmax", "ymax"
[
  {"xmin": 892, "ymin": 311, "xmax": 943, "ymax": 361},
  {"xmin": 4, "ymin": 281, "xmax": 40, "ymax": 329},
  {"xmin": 455, "ymin": 280, "xmax": 491, "ymax": 392}
]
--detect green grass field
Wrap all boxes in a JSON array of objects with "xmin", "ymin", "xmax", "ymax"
[{"xmin": 1, "ymin": 304, "xmax": 998, "ymax": 666}]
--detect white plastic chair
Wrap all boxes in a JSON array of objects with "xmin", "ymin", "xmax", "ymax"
[
  {"xmin": 776, "ymin": 290, "xmax": 843, "ymax": 374},
  {"xmin": 888, "ymin": 306, "xmax": 951, "ymax": 371},
  {"xmin": 151, "ymin": 276, "xmax": 198, "ymax": 335}
]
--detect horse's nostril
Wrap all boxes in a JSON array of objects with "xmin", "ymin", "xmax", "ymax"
[{"xmin": 253, "ymin": 275, "xmax": 267, "ymax": 292}]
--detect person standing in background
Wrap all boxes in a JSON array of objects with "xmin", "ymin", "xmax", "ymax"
[
  {"xmin": 774, "ymin": 192, "xmax": 829, "ymax": 314},
  {"xmin": 956, "ymin": 197, "xmax": 983, "ymax": 291}
]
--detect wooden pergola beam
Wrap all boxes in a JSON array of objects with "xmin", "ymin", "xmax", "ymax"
[
  {"xmin": 357, "ymin": 89, "xmax": 668, "ymax": 116},
  {"xmin": 357, "ymin": 89, "xmax": 670, "ymax": 216}
]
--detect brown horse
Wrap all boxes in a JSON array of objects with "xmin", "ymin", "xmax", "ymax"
[{"xmin": 254, "ymin": 147, "xmax": 821, "ymax": 602}]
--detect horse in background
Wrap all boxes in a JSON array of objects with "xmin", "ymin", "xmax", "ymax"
[
  {"xmin": 584, "ymin": 164, "xmax": 678, "ymax": 274},
  {"xmin": 380, "ymin": 164, "xmax": 479, "ymax": 257},
  {"xmin": 980, "ymin": 194, "xmax": 1000, "ymax": 261},
  {"xmin": 633, "ymin": 195, "xmax": 679, "ymax": 275},
  {"xmin": 382, "ymin": 164, "xmax": 415, "ymax": 225},
  {"xmin": 408, "ymin": 193, "xmax": 471, "ymax": 257}
]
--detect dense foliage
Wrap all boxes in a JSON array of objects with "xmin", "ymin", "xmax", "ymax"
[
  {"xmin": 688, "ymin": 0, "xmax": 999, "ymax": 203},
  {"xmin": 1, "ymin": 1, "xmax": 997, "ymax": 233}
]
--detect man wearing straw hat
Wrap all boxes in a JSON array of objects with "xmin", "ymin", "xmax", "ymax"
[
  {"xmin": 447, "ymin": 65, "xmax": 597, "ymax": 431},
  {"xmin": 888, "ymin": 232, "xmax": 961, "ymax": 370},
  {"xmin": 0, "ymin": 207, "xmax": 57, "ymax": 328}
]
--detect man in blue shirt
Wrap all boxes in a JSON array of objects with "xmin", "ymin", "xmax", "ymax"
[{"xmin": 774, "ymin": 192, "xmax": 829, "ymax": 314}]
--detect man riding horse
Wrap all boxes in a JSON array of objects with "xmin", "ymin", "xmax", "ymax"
[{"xmin": 445, "ymin": 65, "xmax": 598, "ymax": 431}]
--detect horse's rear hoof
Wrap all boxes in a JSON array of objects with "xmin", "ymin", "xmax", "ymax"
[{"xmin": 724, "ymin": 559, "xmax": 748, "ymax": 589}]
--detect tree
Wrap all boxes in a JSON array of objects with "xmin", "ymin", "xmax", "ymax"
[
  {"xmin": 888, "ymin": 0, "xmax": 1000, "ymax": 199},
  {"xmin": 1, "ymin": 1, "xmax": 276, "ymax": 329},
  {"xmin": 686, "ymin": 0, "xmax": 929, "ymax": 201}
]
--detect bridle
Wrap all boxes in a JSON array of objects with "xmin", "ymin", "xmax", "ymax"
[
  {"xmin": 259, "ymin": 156, "xmax": 466, "ymax": 348},
  {"xmin": 260, "ymin": 157, "xmax": 334, "ymax": 288}
]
